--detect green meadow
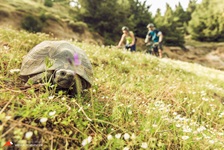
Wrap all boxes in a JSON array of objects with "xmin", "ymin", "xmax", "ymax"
[{"xmin": 0, "ymin": 28, "xmax": 224, "ymax": 149}]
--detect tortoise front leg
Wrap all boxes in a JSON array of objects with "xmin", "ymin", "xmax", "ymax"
[{"xmin": 26, "ymin": 71, "xmax": 53, "ymax": 86}]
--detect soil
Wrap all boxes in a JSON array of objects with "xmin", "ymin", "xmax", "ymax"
[{"xmin": 137, "ymin": 38, "xmax": 224, "ymax": 71}]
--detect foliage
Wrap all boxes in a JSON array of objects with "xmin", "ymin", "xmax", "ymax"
[
  {"xmin": 1, "ymin": 28, "xmax": 224, "ymax": 149},
  {"xmin": 184, "ymin": 0, "xmax": 197, "ymax": 34},
  {"xmin": 68, "ymin": 21, "xmax": 88, "ymax": 34},
  {"xmin": 44, "ymin": 0, "xmax": 53, "ymax": 7},
  {"xmin": 21, "ymin": 15, "xmax": 44, "ymax": 32},
  {"xmin": 0, "ymin": 9, "xmax": 10, "ymax": 18},
  {"xmin": 188, "ymin": 0, "xmax": 224, "ymax": 41},
  {"xmin": 128, "ymin": 0, "xmax": 153, "ymax": 37},
  {"xmin": 76, "ymin": 0, "xmax": 152, "ymax": 45},
  {"xmin": 154, "ymin": 3, "xmax": 185, "ymax": 47}
]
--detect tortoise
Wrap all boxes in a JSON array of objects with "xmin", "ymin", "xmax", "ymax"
[{"xmin": 20, "ymin": 40, "xmax": 93, "ymax": 94}]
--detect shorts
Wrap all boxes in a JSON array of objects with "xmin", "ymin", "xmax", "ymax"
[
  {"xmin": 158, "ymin": 42, "xmax": 163, "ymax": 50},
  {"xmin": 125, "ymin": 44, "xmax": 136, "ymax": 52}
]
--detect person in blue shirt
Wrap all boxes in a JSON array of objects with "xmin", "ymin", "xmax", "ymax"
[{"xmin": 145, "ymin": 23, "xmax": 163, "ymax": 58}]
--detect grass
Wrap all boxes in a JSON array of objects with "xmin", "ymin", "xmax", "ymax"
[
  {"xmin": 3, "ymin": 0, "xmax": 76, "ymax": 20},
  {"xmin": 0, "ymin": 27, "xmax": 224, "ymax": 149}
]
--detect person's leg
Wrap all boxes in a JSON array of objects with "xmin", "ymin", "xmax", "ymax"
[
  {"xmin": 158, "ymin": 43, "xmax": 163, "ymax": 58},
  {"xmin": 159, "ymin": 49, "xmax": 162, "ymax": 58}
]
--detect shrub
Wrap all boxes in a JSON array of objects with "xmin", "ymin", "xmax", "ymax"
[
  {"xmin": 44, "ymin": 0, "xmax": 53, "ymax": 7},
  {"xmin": 68, "ymin": 21, "xmax": 88, "ymax": 34},
  {"xmin": 0, "ymin": 9, "xmax": 10, "ymax": 18},
  {"xmin": 21, "ymin": 15, "xmax": 43, "ymax": 32},
  {"xmin": 39, "ymin": 13, "xmax": 48, "ymax": 22}
]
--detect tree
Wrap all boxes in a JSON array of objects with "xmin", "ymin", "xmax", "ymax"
[
  {"xmin": 128, "ymin": 0, "xmax": 153, "ymax": 37},
  {"xmin": 154, "ymin": 3, "xmax": 185, "ymax": 46},
  {"xmin": 76, "ymin": 0, "xmax": 153, "ymax": 45},
  {"xmin": 76, "ymin": 0, "xmax": 128, "ymax": 44},
  {"xmin": 188, "ymin": 0, "xmax": 224, "ymax": 41},
  {"xmin": 184, "ymin": 0, "xmax": 197, "ymax": 34}
]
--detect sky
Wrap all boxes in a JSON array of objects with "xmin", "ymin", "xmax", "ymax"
[{"xmin": 139, "ymin": 0, "xmax": 202, "ymax": 16}]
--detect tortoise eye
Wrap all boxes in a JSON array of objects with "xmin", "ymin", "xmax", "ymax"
[{"xmin": 60, "ymin": 71, "xmax": 66, "ymax": 76}]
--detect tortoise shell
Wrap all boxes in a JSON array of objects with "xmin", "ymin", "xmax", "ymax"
[{"xmin": 20, "ymin": 40, "xmax": 93, "ymax": 87}]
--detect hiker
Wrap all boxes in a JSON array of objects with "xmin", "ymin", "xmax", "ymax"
[
  {"xmin": 117, "ymin": 26, "xmax": 136, "ymax": 52},
  {"xmin": 145, "ymin": 23, "xmax": 163, "ymax": 58}
]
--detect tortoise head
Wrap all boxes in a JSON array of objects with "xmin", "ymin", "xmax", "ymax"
[{"xmin": 54, "ymin": 69, "xmax": 75, "ymax": 88}]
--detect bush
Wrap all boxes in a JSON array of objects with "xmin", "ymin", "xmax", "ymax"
[
  {"xmin": 44, "ymin": 0, "xmax": 53, "ymax": 7},
  {"xmin": 68, "ymin": 21, "xmax": 88, "ymax": 33},
  {"xmin": 21, "ymin": 15, "xmax": 43, "ymax": 32},
  {"xmin": 39, "ymin": 13, "xmax": 48, "ymax": 22},
  {"xmin": 0, "ymin": 9, "xmax": 10, "ymax": 18}
]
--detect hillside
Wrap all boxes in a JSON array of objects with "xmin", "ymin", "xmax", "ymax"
[
  {"xmin": 1, "ymin": 28, "xmax": 224, "ymax": 149},
  {"xmin": 0, "ymin": 0, "xmax": 103, "ymax": 44},
  {"xmin": 1, "ymin": 0, "xmax": 224, "ymax": 72}
]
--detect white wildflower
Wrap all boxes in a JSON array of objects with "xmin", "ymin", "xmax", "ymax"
[
  {"xmin": 218, "ymin": 132, "xmax": 224, "ymax": 136},
  {"xmin": 131, "ymin": 133, "xmax": 136, "ymax": 140},
  {"xmin": 82, "ymin": 136, "xmax": 92, "ymax": 146},
  {"xmin": 219, "ymin": 112, "xmax": 224, "ymax": 118},
  {"xmin": 197, "ymin": 126, "xmax": 206, "ymax": 133},
  {"xmin": 202, "ymin": 97, "xmax": 209, "ymax": 101},
  {"xmin": 3, "ymin": 45, "xmax": 10, "ymax": 50},
  {"xmin": 192, "ymin": 91, "xmax": 196, "ymax": 94},
  {"xmin": 123, "ymin": 133, "xmax": 130, "ymax": 140},
  {"xmin": 152, "ymin": 124, "xmax": 158, "ymax": 128},
  {"xmin": 61, "ymin": 97, "xmax": 66, "ymax": 101},
  {"xmin": 200, "ymin": 91, "xmax": 206, "ymax": 96},
  {"xmin": 176, "ymin": 124, "xmax": 181, "ymax": 128},
  {"xmin": 204, "ymin": 135, "xmax": 211, "ymax": 139},
  {"xmin": 174, "ymin": 115, "xmax": 181, "ymax": 120},
  {"xmin": 123, "ymin": 147, "xmax": 129, "ymax": 150},
  {"xmin": 49, "ymin": 111, "xmax": 56, "ymax": 116},
  {"xmin": 141, "ymin": 142, "xmax": 148, "ymax": 149},
  {"xmin": 183, "ymin": 126, "xmax": 192, "ymax": 133},
  {"xmin": 49, "ymin": 84, "xmax": 55, "ymax": 88},
  {"xmin": 9, "ymin": 69, "xmax": 20, "ymax": 74},
  {"xmin": 209, "ymin": 140, "xmax": 215, "ymax": 144},
  {"xmin": 5, "ymin": 116, "xmax": 12, "ymax": 120},
  {"xmin": 195, "ymin": 137, "xmax": 202, "ymax": 141},
  {"xmin": 173, "ymin": 112, "xmax": 178, "ymax": 116},
  {"xmin": 181, "ymin": 136, "xmax": 189, "ymax": 140},
  {"xmin": 128, "ymin": 110, "xmax": 132, "ymax": 115},
  {"xmin": 115, "ymin": 133, "xmax": 122, "ymax": 139},
  {"xmin": 40, "ymin": 117, "xmax": 48, "ymax": 123},
  {"xmin": 48, "ymin": 96, "xmax": 54, "ymax": 100},
  {"xmin": 25, "ymin": 131, "xmax": 33, "ymax": 139},
  {"xmin": 107, "ymin": 134, "xmax": 113, "ymax": 140}
]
